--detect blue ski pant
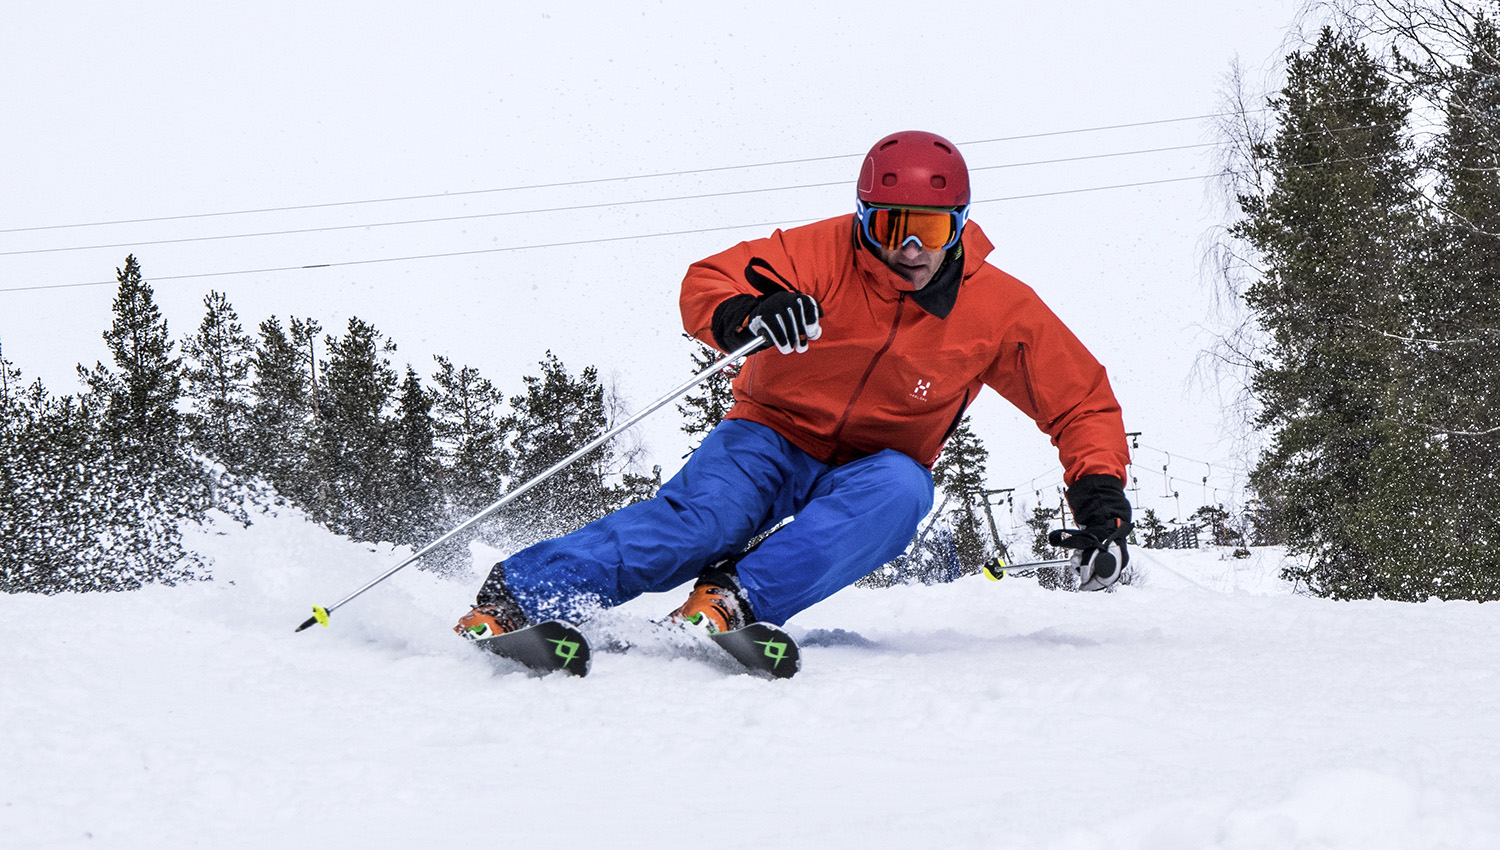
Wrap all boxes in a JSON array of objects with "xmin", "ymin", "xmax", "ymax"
[{"xmin": 499, "ymin": 419, "xmax": 934, "ymax": 626}]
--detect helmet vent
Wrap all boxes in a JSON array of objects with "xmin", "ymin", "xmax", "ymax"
[{"xmin": 856, "ymin": 130, "xmax": 970, "ymax": 208}]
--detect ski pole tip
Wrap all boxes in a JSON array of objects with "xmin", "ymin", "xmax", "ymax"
[{"xmin": 295, "ymin": 605, "xmax": 331, "ymax": 632}]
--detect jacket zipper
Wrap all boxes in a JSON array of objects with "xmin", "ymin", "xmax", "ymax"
[
  {"xmin": 939, "ymin": 389, "xmax": 972, "ymax": 446},
  {"xmin": 829, "ymin": 294, "xmax": 907, "ymax": 455},
  {"xmin": 1017, "ymin": 342, "xmax": 1041, "ymax": 413}
]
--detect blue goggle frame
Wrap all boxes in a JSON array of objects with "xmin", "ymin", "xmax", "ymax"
[{"xmin": 856, "ymin": 199, "xmax": 970, "ymax": 252}]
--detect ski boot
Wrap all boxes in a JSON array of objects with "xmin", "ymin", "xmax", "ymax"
[
  {"xmin": 455, "ymin": 562, "xmax": 529, "ymax": 640},
  {"xmin": 668, "ymin": 565, "xmax": 754, "ymax": 635}
]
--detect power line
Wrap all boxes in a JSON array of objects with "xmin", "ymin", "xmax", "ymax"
[
  {"xmin": 0, "ymin": 217, "xmax": 816, "ymax": 293},
  {"xmin": 8, "ymin": 138, "xmax": 1392, "ymax": 263},
  {"xmin": 988, "ymin": 174, "xmax": 1206, "ymax": 202},
  {"xmin": 2, "ymin": 138, "xmax": 1401, "ymax": 296},
  {"xmin": 0, "ymin": 171, "xmax": 1227, "ymax": 294},
  {"xmin": 0, "ymin": 111, "xmax": 1255, "ymax": 236},
  {"xmin": 1, "ymin": 124, "xmax": 1403, "ymax": 295},
  {"xmin": 0, "ymin": 91, "xmax": 1401, "ymax": 239},
  {"xmin": 1, "ymin": 115, "xmax": 1403, "ymax": 259},
  {"xmin": 0, "ymin": 181, "xmax": 842, "ymax": 259},
  {"xmin": 0, "ymin": 142, "xmax": 1220, "ymax": 259}
]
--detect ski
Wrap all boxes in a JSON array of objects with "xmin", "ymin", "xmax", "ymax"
[
  {"xmin": 590, "ymin": 617, "xmax": 801, "ymax": 678},
  {"xmin": 710, "ymin": 622, "xmax": 800, "ymax": 679},
  {"xmin": 471, "ymin": 619, "xmax": 591, "ymax": 677}
]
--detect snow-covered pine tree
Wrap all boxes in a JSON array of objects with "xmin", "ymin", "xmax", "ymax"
[
  {"xmin": 502, "ymin": 352, "xmax": 612, "ymax": 545},
  {"xmin": 1188, "ymin": 504, "xmax": 1243, "ymax": 548},
  {"xmin": 182, "ymin": 290, "xmax": 255, "ymax": 470},
  {"xmin": 317, "ymin": 317, "xmax": 400, "ymax": 543},
  {"xmin": 1239, "ymin": 2, "xmax": 1500, "ymax": 599},
  {"xmin": 288, "ymin": 316, "xmax": 331, "ymax": 521},
  {"xmin": 931, "ymin": 416, "xmax": 996, "ymax": 579},
  {"xmin": 0, "ymin": 375, "xmax": 122, "ymax": 592},
  {"xmin": 246, "ymin": 316, "xmax": 314, "ymax": 507},
  {"xmin": 606, "ymin": 465, "xmax": 662, "ymax": 513},
  {"xmin": 389, "ymin": 365, "xmax": 442, "ymax": 549},
  {"xmin": 421, "ymin": 355, "xmax": 511, "ymax": 570},
  {"xmin": 677, "ymin": 345, "xmax": 736, "ymax": 444},
  {"xmin": 431, "ymin": 354, "xmax": 510, "ymax": 518},
  {"xmin": 0, "ymin": 356, "xmax": 60, "ymax": 591},
  {"xmin": 1026, "ymin": 503, "xmax": 1073, "ymax": 590},
  {"xmin": 1229, "ymin": 28, "xmax": 1424, "ymax": 599},
  {"xmin": 1387, "ymin": 14, "xmax": 1500, "ymax": 600},
  {"xmin": 5, "ymin": 259, "xmax": 208, "ymax": 592},
  {"xmin": 1135, "ymin": 508, "xmax": 1169, "ymax": 549},
  {"xmin": 79, "ymin": 255, "xmax": 188, "ymax": 471},
  {"xmin": 85, "ymin": 258, "xmax": 210, "ymax": 580}
]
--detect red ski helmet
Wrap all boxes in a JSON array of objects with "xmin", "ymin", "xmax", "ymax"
[{"xmin": 857, "ymin": 130, "xmax": 971, "ymax": 209}]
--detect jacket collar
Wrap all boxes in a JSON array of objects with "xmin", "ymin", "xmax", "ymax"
[{"xmin": 850, "ymin": 217, "xmax": 996, "ymax": 320}]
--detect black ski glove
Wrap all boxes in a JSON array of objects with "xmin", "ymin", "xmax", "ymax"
[
  {"xmin": 712, "ymin": 291, "xmax": 823, "ymax": 355},
  {"xmin": 1057, "ymin": 474, "xmax": 1133, "ymax": 591}
]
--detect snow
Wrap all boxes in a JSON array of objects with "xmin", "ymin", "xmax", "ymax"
[{"xmin": 4, "ymin": 510, "xmax": 1497, "ymax": 849}]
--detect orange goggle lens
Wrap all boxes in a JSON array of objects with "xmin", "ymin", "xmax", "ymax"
[{"xmin": 857, "ymin": 203, "xmax": 967, "ymax": 251}]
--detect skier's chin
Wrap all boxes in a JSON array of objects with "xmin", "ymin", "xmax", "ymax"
[
  {"xmin": 895, "ymin": 266, "xmax": 933, "ymax": 289},
  {"xmin": 872, "ymin": 245, "xmax": 941, "ymax": 290},
  {"xmin": 884, "ymin": 264, "xmax": 935, "ymax": 291}
]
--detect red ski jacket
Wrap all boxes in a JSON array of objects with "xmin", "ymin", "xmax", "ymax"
[{"xmin": 680, "ymin": 215, "xmax": 1130, "ymax": 485}]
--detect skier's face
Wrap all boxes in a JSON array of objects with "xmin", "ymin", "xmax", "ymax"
[{"xmin": 872, "ymin": 239, "xmax": 945, "ymax": 289}]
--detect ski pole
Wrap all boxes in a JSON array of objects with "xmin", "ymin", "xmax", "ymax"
[
  {"xmin": 984, "ymin": 528, "xmax": 1106, "ymax": 579},
  {"xmin": 982, "ymin": 556, "xmax": 1071, "ymax": 581},
  {"xmin": 295, "ymin": 335, "xmax": 767, "ymax": 632}
]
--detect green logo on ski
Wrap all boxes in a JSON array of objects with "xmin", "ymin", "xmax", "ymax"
[
  {"xmin": 549, "ymin": 637, "xmax": 581, "ymax": 668},
  {"xmin": 756, "ymin": 638, "xmax": 788, "ymax": 669}
]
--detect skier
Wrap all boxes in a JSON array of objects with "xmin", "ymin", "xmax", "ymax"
[{"xmin": 457, "ymin": 130, "xmax": 1133, "ymax": 641}]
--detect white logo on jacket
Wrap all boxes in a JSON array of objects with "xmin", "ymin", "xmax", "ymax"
[{"xmin": 910, "ymin": 379, "xmax": 931, "ymax": 401}]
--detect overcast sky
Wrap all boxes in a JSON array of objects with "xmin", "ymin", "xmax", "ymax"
[{"xmin": 0, "ymin": 1, "xmax": 1306, "ymax": 528}]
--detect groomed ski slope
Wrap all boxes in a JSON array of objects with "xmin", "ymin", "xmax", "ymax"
[{"xmin": 4, "ymin": 508, "xmax": 1497, "ymax": 850}]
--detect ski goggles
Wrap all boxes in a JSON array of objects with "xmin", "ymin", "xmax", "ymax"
[{"xmin": 856, "ymin": 200, "xmax": 970, "ymax": 252}]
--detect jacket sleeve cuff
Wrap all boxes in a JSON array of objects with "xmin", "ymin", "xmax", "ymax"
[
  {"xmin": 711, "ymin": 294, "xmax": 762, "ymax": 352},
  {"xmin": 1065, "ymin": 474, "xmax": 1131, "ymax": 529}
]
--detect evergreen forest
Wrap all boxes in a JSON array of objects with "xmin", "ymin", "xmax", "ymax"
[
  {"xmin": 1215, "ymin": 1, "xmax": 1500, "ymax": 600},
  {"xmin": 1, "ymin": 256, "xmax": 662, "ymax": 592}
]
